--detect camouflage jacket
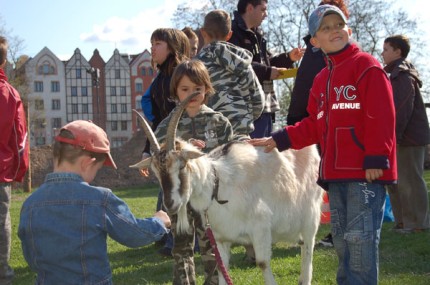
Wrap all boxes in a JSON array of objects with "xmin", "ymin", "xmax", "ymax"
[
  {"xmin": 197, "ymin": 41, "xmax": 265, "ymax": 137},
  {"xmin": 155, "ymin": 105, "xmax": 234, "ymax": 153}
]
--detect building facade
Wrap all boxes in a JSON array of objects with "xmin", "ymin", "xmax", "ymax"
[{"xmin": 25, "ymin": 47, "xmax": 155, "ymax": 148}]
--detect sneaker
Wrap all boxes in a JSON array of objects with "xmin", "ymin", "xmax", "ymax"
[{"xmin": 318, "ymin": 233, "xmax": 334, "ymax": 247}]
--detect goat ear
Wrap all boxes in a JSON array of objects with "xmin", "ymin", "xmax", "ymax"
[
  {"xmin": 129, "ymin": 157, "xmax": 152, "ymax": 169},
  {"xmin": 181, "ymin": 149, "xmax": 204, "ymax": 160}
]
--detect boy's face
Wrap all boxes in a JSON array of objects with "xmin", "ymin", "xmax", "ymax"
[
  {"xmin": 176, "ymin": 75, "xmax": 206, "ymax": 113},
  {"xmin": 381, "ymin": 42, "xmax": 401, "ymax": 65},
  {"xmin": 310, "ymin": 14, "xmax": 351, "ymax": 54}
]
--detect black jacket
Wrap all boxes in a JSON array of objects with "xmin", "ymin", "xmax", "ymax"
[
  {"xmin": 150, "ymin": 55, "xmax": 176, "ymax": 130},
  {"xmin": 384, "ymin": 58, "xmax": 430, "ymax": 146},
  {"xmin": 229, "ymin": 11, "xmax": 293, "ymax": 82},
  {"xmin": 286, "ymin": 35, "xmax": 326, "ymax": 125}
]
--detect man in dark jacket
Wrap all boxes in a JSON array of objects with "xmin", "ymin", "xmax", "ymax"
[
  {"xmin": 382, "ymin": 34, "xmax": 430, "ymax": 233},
  {"xmin": 0, "ymin": 36, "xmax": 29, "ymax": 285},
  {"xmin": 228, "ymin": 0, "xmax": 304, "ymax": 138}
]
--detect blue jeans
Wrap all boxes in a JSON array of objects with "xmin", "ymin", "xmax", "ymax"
[{"xmin": 329, "ymin": 182, "xmax": 386, "ymax": 285}]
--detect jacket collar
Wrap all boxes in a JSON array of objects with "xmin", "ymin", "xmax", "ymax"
[
  {"xmin": 324, "ymin": 43, "xmax": 358, "ymax": 67},
  {"xmin": 0, "ymin": 69, "xmax": 7, "ymax": 81}
]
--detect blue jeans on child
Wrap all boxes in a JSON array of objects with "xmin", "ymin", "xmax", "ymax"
[{"xmin": 328, "ymin": 182, "xmax": 386, "ymax": 285}]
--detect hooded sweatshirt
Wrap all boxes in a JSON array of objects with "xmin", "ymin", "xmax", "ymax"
[
  {"xmin": 197, "ymin": 41, "xmax": 264, "ymax": 137},
  {"xmin": 384, "ymin": 57, "xmax": 430, "ymax": 146}
]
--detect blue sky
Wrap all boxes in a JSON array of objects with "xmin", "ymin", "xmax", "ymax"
[
  {"xmin": 1, "ymin": 0, "xmax": 191, "ymax": 61},
  {"xmin": 1, "ymin": 0, "xmax": 429, "ymax": 62}
]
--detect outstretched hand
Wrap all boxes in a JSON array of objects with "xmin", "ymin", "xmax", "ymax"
[
  {"xmin": 288, "ymin": 47, "xmax": 305, "ymax": 62},
  {"xmin": 247, "ymin": 137, "xmax": 278, "ymax": 153},
  {"xmin": 154, "ymin": 210, "xmax": 171, "ymax": 228}
]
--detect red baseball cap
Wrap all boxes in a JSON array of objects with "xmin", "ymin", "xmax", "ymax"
[{"xmin": 54, "ymin": 120, "xmax": 117, "ymax": 169}]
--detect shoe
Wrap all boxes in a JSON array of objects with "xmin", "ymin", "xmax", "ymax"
[
  {"xmin": 318, "ymin": 233, "xmax": 334, "ymax": 247},
  {"xmin": 393, "ymin": 228, "xmax": 427, "ymax": 234},
  {"xmin": 158, "ymin": 246, "xmax": 173, "ymax": 257},
  {"xmin": 391, "ymin": 223, "xmax": 404, "ymax": 231}
]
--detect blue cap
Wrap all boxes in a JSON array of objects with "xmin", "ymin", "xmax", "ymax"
[{"xmin": 308, "ymin": 4, "xmax": 348, "ymax": 37}]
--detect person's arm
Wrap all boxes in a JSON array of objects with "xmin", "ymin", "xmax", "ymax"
[
  {"xmin": 248, "ymin": 68, "xmax": 265, "ymax": 120},
  {"xmin": 141, "ymin": 85, "xmax": 154, "ymax": 122},
  {"xmin": 391, "ymin": 72, "xmax": 415, "ymax": 142},
  {"xmin": 105, "ymin": 191, "xmax": 170, "ymax": 248}
]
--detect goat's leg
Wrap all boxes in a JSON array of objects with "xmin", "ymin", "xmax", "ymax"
[
  {"xmin": 252, "ymin": 230, "xmax": 276, "ymax": 285},
  {"xmin": 216, "ymin": 242, "xmax": 232, "ymax": 285},
  {"xmin": 298, "ymin": 232, "xmax": 316, "ymax": 285}
]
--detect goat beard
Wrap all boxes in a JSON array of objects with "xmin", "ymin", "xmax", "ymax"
[{"xmin": 176, "ymin": 203, "xmax": 191, "ymax": 235}]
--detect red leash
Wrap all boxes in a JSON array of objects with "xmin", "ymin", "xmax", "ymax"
[{"xmin": 205, "ymin": 216, "xmax": 234, "ymax": 285}]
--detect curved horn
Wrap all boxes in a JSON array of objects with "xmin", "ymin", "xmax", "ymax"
[
  {"xmin": 166, "ymin": 91, "xmax": 201, "ymax": 151},
  {"xmin": 133, "ymin": 109, "xmax": 160, "ymax": 153}
]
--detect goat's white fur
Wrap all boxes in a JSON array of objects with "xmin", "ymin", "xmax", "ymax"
[{"xmin": 132, "ymin": 139, "xmax": 323, "ymax": 285}]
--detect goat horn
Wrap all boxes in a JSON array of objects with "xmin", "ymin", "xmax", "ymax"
[
  {"xmin": 133, "ymin": 109, "xmax": 160, "ymax": 153},
  {"xmin": 166, "ymin": 91, "xmax": 201, "ymax": 151}
]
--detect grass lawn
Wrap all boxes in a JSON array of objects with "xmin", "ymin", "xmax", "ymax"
[{"xmin": 9, "ymin": 171, "xmax": 430, "ymax": 285}]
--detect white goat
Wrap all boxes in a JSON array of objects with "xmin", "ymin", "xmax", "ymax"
[{"xmin": 131, "ymin": 93, "xmax": 323, "ymax": 285}]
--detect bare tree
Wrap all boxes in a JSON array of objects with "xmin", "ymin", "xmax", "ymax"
[{"xmin": 171, "ymin": 0, "xmax": 428, "ymax": 104}]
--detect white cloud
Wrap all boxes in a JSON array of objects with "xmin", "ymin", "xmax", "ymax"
[{"xmin": 79, "ymin": 0, "xmax": 182, "ymax": 55}]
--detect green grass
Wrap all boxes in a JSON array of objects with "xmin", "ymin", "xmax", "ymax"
[{"xmin": 10, "ymin": 173, "xmax": 430, "ymax": 285}]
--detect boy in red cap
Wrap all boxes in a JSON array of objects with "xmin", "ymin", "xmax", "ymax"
[{"xmin": 18, "ymin": 120, "xmax": 170, "ymax": 285}]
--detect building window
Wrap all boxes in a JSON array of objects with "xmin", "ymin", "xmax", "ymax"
[
  {"xmin": 81, "ymin": 87, "xmax": 88, "ymax": 96},
  {"xmin": 120, "ymin": 103, "xmax": 127, "ymax": 113},
  {"xmin": 111, "ymin": 121, "xmax": 118, "ymax": 131},
  {"xmin": 110, "ymin": 87, "xmax": 116, "ymax": 96},
  {"xmin": 111, "ymin": 104, "xmax": 117, "ymax": 113},
  {"xmin": 148, "ymin": 68, "xmax": 154, "ymax": 76},
  {"xmin": 76, "ymin": 69, "xmax": 81, "ymax": 78},
  {"xmin": 52, "ymin": 117, "xmax": 62, "ymax": 128},
  {"xmin": 35, "ymin": 99, "xmax": 44, "ymax": 110},
  {"xmin": 52, "ymin": 99, "xmax": 60, "ymax": 110},
  {"xmin": 136, "ymin": 83, "xmax": 143, "ymax": 92},
  {"xmin": 141, "ymin": 67, "xmax": 146, "ymax": 76},
  {"xmin": 121, "ymin": 120, "xmax": 127, "ymax": 131},
  {"xmin": 120, "ymin": 87, "xmax": 126, "ymax": 96},
  {"xmin": 34, "ymin": 118, "xmax": 45, "ymax": 129},
  {"xmin": 34, "ymin": 81, "xmax": 43, "ymax": 92},
  {"xmin": 115, "ymin": 69, "xmax": 120, "ymax": 79},
  {"xmin": 38, "ymin": 64, "xmax": 54, "ymax": 75},
  {"xmin": 51, "ymin": 81, "xmax": 60, "ymax": 92},
  {"xmin": 72, "ymin": 104, "xmax": 78, "ymax": 114},
  {"xmin": 71, "ymin": 87, "xmax": 77, "ymax": 96},
  {"xmin": 82, "ymin": 104, "xmax": 89, "ymax": 114}
]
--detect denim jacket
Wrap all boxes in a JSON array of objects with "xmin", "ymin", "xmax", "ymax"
[{"xmin": 18, "ymin": 172, "xmax": 168, "ymax": 285}]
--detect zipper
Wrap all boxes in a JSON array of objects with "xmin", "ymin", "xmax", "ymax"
[{"xmin": 319, "ymin": 56, "xmax": 333, "ymax": 180}]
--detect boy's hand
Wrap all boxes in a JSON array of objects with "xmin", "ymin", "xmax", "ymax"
[
  {"xmin": 139, "ymin": 168, "xmax": 150, "ymax": 177},
  {"xmin": 288, "ymin": 47, "xmax": 305, "ymax": 62},
  {"xmin": 365, "ymin": 169, "xmax": 383, "ymax": 182},
  {"xmin": 247, "ymin": 137, "xmax": 277, "ymax": 153},
  {"xmin": 154, "ymin": 210, "xmax": 171, "ymax": 228}
]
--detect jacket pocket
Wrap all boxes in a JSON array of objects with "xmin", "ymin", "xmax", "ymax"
[{"xmin": 334, "ymin": 127, "xmax": 364, "ymax": 170}]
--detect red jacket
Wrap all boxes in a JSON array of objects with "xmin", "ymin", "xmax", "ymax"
[
  {"xmin": 0, "ymin": 69, "xmax": 29, "ymax": 183},
  {"xmin": 273, "ymin": 44, "xmax": 397, "ymax": 188}
]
